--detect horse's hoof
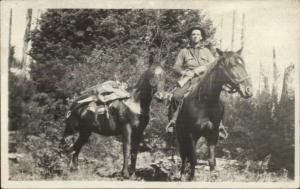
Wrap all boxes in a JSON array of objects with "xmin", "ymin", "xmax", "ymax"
[
  {"xmin": 112, "ymin": 171, "xmax": 122, "ymax": 178},
  {"xmin": 122, "ymin": 171, "xmax": 130, "ymax": 179},
  {"xmin": 209, "ymin": 170, "xmax": 218, "ymax": 181},
  {"xmin": 130, "ymin": 172, "xmax": 137, "ymax": 180},
  {"xmin": 70, "ymin": 166, "xmax": 79, "ymax": 172},
  {"xmin": 187, "ymin": 176, "xmax": 195, "ymax": 181},
  {"xmin": 180, "ymin": 175, "xmax": 186, "ymax": 182},
  {"xmin": 210, "ymin": 170, "xmax": 218, "ymax": 175}
]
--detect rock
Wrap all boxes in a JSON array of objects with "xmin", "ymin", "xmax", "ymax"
[
  {"xmin": 149, "ymin": 155, "xmax": 181, "ymax": 181},
  {"xmin": 204, "ymin": 165, "xmax": 210, "ymax": 171},
  {"xmin": 8, "ymin": 153, "xmax": 25, "ymax": 163},
  {"xmin": 197, "ymin": 159, "xmax": 208, "ymax": 165},
  {"xmin": 236, "ymin": 147, "xmax": 244, "ymax": 154},
  {"xmin": 221, "ymin": 148, "xmax": 232, "ymax": 158}
]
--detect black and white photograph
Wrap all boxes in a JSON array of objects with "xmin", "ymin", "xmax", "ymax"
[{"xmin": 1, "ymin": 0, "xmax": 299, "ymax": 188}]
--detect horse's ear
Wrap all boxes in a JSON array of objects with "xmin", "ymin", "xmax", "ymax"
[
  {"xmin": 237, "ymin": 47, "xmax": 243, "ymax": 55},
  {"xmin": 216, "ymin": 48, "xmax": 223, "ymax": 56}
]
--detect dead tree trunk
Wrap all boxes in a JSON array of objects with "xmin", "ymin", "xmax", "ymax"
[
  {"xmin": 272, "ymin": 48, "xmax": 279, "ymax": 98},
  {"xmin": 8, "ymin": 9, "xmax": 12, "ymax": 67},
  {"xmin": 240, "ymin": 13, "xmax": 245, "ymax": 49},
  {"xmin": 231, "ymin": 10, "xmax": 236, "ymax": 50},
  {"xmin": 22, "ymin": 9, "xmax": 32, "ymax": 69},
  {"xmin": 220, "ymin": 16, "xmax": 223, "ymax": 49},
  {"xmin": 271, "ymin": 48, "xmax": 280, "ymax": 118},
  {"xmin": 258, "ymin": 61, "xmax": 263, "ymax": 94},
  {"xmin": 280, "ymin": 64, "xmax": 295, "ymax": 144}
]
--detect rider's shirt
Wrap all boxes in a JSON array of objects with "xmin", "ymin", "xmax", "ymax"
[{"xmin": 174, "ymin": 44, "xmax": 215, "ymax": 75}]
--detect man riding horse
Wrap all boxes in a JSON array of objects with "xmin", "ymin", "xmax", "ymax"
[{"xmin": 166, "ymin": 25, "xmax": 227, "ymax": 138}]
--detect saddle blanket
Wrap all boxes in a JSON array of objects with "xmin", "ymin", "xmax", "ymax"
[
  {"xmin": 86, "ymin": 99, "xmax": 141, "ymax": 115},
  {"xmin": 67, "ymin": 81, "xmax": 141, "ymax": 119},
  {"xmin": 86, "ymin": 101, "xmax": 106, "ymax": 114}
]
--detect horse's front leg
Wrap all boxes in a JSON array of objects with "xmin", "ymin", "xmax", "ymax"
[
  {"xmin": 187, "ymin": 134, "xmax": 197, "ymax": 181},
  {"xmin": 177, "ymin": 130, "xmax": 187, "ymax": 181},
  {"xmin": 207, "ymin": 131, "xmax": 218, "ymax": 172},
  {"xmin": 69, "ymin": 130, "xmax": 91, "ymax": 171},
  {"xmin": 208, "ymin": 144, "xmax": 216, "ymax": 171},
  {"xmin": 130, "ymin": 116, "xmax": 148, "ymax": 176},
  {"xmin": 122, "ymin": 123, "xmax": 132, "ymax": 179}
]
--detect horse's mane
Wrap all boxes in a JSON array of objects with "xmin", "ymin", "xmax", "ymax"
[
  {"xmin": 132, "ymin": 52, "xmax": 159, "ymax": 101},
  {"xmin": 132, "ymin": 66, "xmax": 156, "ymax": 101},
  {"xmin": 191, "ymin": 51, "xmax": 241, "ymax": 102},
  {"xmin": 188, "ymin": 57, "xmax": 220, "ymax": 101}
]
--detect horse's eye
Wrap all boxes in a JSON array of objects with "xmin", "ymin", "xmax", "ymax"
[{"xmin": 236, "ymin": 58, "xmax": 244, "ymax": 65}]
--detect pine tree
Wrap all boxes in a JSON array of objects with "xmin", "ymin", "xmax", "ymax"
[
  {"xmin": 280, "ymin": 64, "xmax": 295, "ymax": 143},
  {"xmin": 271, "ymin": 48, "xmax": 280, "ymax": 119}
]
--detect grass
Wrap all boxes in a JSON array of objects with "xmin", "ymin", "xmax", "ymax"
[
  {"xmin": 8, "ymin": 129, "xmax": 293, "ymax": 182},
  {"xmin": 9, "ymin": 149, "xmax": 292, "ymax": 182}
]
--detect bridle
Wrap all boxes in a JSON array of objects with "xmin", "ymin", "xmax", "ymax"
[
  {"xmin": 149, "ymin": 69, "xmax": 166, "ymax": 99},
  {"xmin": 219, "ymin": 58, "xmax": 250, "ymax": 94}
]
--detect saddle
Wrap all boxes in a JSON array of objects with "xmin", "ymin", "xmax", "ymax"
[
  {"xmin": 67, "ymin": 81, "xmax": 139, "ymax": 121},
  {"xmin": 79, "ymin": 80, "xmax": 130, "ymax": 104}
]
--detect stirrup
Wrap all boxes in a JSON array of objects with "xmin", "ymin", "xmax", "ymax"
[{"xmin": 166, "ymin": 120, "xmax": 175, "ymax": 133}]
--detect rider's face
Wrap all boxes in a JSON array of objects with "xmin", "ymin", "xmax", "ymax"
[{"xmin": 190, "ymin": 29, "xmax": 203, "ymax": 44}]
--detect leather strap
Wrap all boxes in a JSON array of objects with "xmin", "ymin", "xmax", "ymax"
[{"xmin": 188, "ymin": 48, "xmax": 201, "ymax": 65}]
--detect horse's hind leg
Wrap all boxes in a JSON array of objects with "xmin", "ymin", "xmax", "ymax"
[
  {"xmin": 208, "ymin": 144, "xmax": 216, "ymax": 171},
  {"xmin": 122, "ymin": 123, "xmax": 132, "ymax": 179},
  {"xmin": 179, "ymin": 148, "xmax": 187, "ymax": 181},
  {"xmin": 130, "ymin": 128, "xmax": 144, "ymax": 176},
  {"xmin": 69, "ymin": 130, "xmax": 91, "ymax": 171}
]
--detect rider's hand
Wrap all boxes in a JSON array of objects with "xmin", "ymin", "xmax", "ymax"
[
  {"xmin": 194, "ymin": 66, "xmax": 207, "ymax": 75},
  {"xmin": 183, "ymin": 70, "xmax": 195, "ymax": 77}
]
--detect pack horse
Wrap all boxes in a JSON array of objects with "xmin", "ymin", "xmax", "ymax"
[{"xmin": 60, "ymin": 60, "xmax": 165, "ymax": 179}]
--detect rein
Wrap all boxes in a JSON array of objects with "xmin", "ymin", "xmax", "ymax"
[
  {"xmin": 219, "ymin": 59, "xmax": 250, "ymax": 94},
  {"xmin": 198, "ymin": 55, "xmax": 250, "ymax": 96}
]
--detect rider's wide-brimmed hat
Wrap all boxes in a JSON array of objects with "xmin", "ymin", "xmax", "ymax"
[{"xmin": 185, "ymin": 25, "xmax": 207, "ymax": 40}]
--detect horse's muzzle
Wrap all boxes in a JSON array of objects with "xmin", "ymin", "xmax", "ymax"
[
  {"xmin": 245, "ymin": 86, "xmax": 253, "ymax": 97},
  {"xmin": 238, "ymin": 84, "xmax": 253, "ymax": 99}
]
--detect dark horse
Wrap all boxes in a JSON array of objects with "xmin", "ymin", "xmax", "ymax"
[
  {"xmin": 176, "ymin": 48, "xmax": 252, "ymax": 180},
  {"xmin": 60, "ymin": 60, "xmax": 165, "ymax": 179}
]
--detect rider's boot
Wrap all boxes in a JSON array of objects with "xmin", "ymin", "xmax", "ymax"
[{"xmin": 166, "ymin": 106, "xmax": 180, "ymax": 133}]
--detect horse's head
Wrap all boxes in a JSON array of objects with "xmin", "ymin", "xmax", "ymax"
[
  {"xmin": 149, "ymin": 65, "xmax": 166, "ymax": 101},
  {"xmin": 216, "ymin": 48, "xmax": 253, "ymax": 98},
  {"xmin": 133, "ymin": 62, "xmax": 166, "ymax": 103}
]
